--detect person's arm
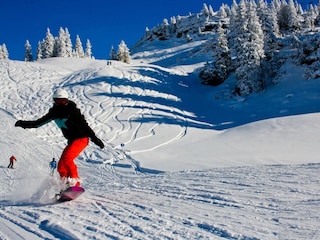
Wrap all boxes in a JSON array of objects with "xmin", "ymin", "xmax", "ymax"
[
  {"xmin": 15, "ymin": 110, "xmax": 53, "ymax": 129},
  {"xmin": 88, "ymin": 128, "xmax": 104, "ymax": 149},
  {"xmin": 78, "ymin": 112, "xmax": 105, "ymax": 149}
]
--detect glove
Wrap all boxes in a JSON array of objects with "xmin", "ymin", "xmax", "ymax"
[
  {"xmin": 91, "ymin": 136, "xmax": 104, "ymax": 149},
  {"xmin": 15, "ymin": 120, "xmax": 27, "ymax": 128}
]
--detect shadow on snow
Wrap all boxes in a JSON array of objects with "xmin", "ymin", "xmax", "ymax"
[{"xmin": 64, "ymin": 66, "xmax": 320, "ymax": 131}]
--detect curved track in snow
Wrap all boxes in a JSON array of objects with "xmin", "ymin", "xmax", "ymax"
[
  {"xmin": 1, "ymin": 160, "xmax": 319, "ymax": 239},
  {"xmin": 0, "ymin": 59, "xmax": 319, "ymax": 239}
]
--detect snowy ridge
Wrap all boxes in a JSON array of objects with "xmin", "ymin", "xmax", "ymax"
[{"xmin": 0, "ymin": 44, "xmax": 320, "ymax": 239}]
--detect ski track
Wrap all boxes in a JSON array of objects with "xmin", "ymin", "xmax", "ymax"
[
  {"xmin": 1, "ymin": 60, "xmax": 320, "ymax": 239},
  {"xmin": 1, "ymin": 162, "xmax": 319, "ymax": 239},
  {"xmin": 54, "ymin": 63, "xmax": 191, "ymax": 153}
]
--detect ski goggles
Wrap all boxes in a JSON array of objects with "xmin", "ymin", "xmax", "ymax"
[{"xmin": 54, "ymin": 98, "xmax": 68, "ymax": 105}]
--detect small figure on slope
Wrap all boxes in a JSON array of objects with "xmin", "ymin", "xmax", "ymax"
[
  {"xmin": 8, "ymin": 155, "xmax": 17, "ymax": 168},
  {"xmin": 15, "ymin": 88, "xmax": 104, "ymax": 190},
  {"xmin": 49, "ymin": 158, "xmax": 57, "ymax": 176}
]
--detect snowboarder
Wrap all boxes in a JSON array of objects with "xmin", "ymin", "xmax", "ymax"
[
  {"xmin": 49, "ymin": 158, "xmax": 57, "ymax": 175},
  {"xmin": 8, "ymin": 155, "xmax": 17, "ymax": 168},
  {"xmin": 15, "ymin": 88, "xmax": 104, "ymax": 189}
]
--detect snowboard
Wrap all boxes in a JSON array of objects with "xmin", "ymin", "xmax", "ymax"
[{"xmin": 57, "ymin": 186, "xmax": 85, "ymax": 202}]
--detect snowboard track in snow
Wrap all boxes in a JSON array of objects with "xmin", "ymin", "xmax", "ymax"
[
  {"xmin": 1, "ymin": 59, "xmax": 320, "ymax": 239},
  {"xmin": 1, "ymin": 163, "xmax": 319, "ymax": 239}
]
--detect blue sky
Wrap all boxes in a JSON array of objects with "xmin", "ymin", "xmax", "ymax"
[{"xmin": 0, "ymin": 0, "xmax": 232, "ymax": 60}]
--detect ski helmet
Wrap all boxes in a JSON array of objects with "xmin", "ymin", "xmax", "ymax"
[{"xmin": 53, "ymin": 89, "xmax": 68, "ymax": 99}]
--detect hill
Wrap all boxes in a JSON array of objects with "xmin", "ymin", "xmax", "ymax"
[
  {"xmin": 1, "ymin": 1, "xmax": 320, "ymax": 236},
  {"xmin": 0, "ymin": 35, "xmax": 319, "ymax": 238}
]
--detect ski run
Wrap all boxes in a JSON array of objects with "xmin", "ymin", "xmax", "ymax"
[{"xmin": 1, "ymin": 40, "xmax": 320, "ymax": 239}]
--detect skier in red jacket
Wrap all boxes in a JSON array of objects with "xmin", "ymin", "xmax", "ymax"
[
  {"xmin": 8, "ymin": 155, "xmax": 17, "ymax": 168},
  {"xmin": 15, "ymin": 89, "xmax": 104, "ymax": 189}
]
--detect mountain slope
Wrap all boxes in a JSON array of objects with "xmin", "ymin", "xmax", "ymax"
[{"xmin": 0, "ymin": 43, "xmax": 320, "ymax": 239}]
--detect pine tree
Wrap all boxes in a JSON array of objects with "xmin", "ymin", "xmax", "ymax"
[
  {"xmin": 303, "ymin": 6, "xmax": 315, "ymax": 30},
  {"xmin": 64, "ymin": 28, "xmax": 73, "ymax": 57},
  {"xmin": 36, "ymin": 41, "xmax": 43, "ymax": 60},
  {"xmin": 52, "ymin": 37, "xmax": 59, "ymax": 57},
  {"xmin": 256, "ymin": 0, "xmax": 280, "ymax": 57},
  {"xmin": 43, "ymin": 28, "xmax": 55, "ymax": 58},
  {"xmin": 75, "ymin": 35, "xmax": 85, "ymax": 58},
  {"xmin": 235, "ymin": 0, "xmax": 265, "ymax": 96},
  {"xmin": 208, "ymin": 5, "xmax": 215, "ymax": 16},
  {"xmin": 202, "ymin": 3, "xmax": 210, "ymax": 16},
  {"xmin": 228, "ymin": 0, "xmax": 247, "ymax": 70},
  {"xmin": 199, "ymin": 22, "xmax": 231, "ymax": 86},
  {"xmin": 24, "ymin": 40, "xmax": 33, "ymax": 62},
  {"xmin": 214, "ymin": 22, "xmax": 231, "ymax": 73},
  {"xmin": 218, "ymin": 4, "xmax": 228, "ymax": 18},
  {"xmin": 0, "ymin": 45, "xmax": 4, "ymax": 60},
  {"xmin": 55, "ymin": 27, "xmax": 73, "ymax": 57},
  {"xmin": 85, "ymin": 39, "xmax": 92, "ymax": 58},
  {"xmin": 157, "ymin": 19, "xmax": 171, "ymax": 40},
  {"xmin": 117, "ymin": 40, "xmax": 131, "ymax": 64},
  {"xmin": 278, "ymin": 0, "xmax": 301, "ymax": 32},
  {"xmin": 287, "ymin": 0, "xmax": 301, "ymax": 30},
  {"xmin": 0, "ymin": 44, "xmax": 9, "ymax": 60},
  {"xmin": 109, "ymin": 45, "xmax": 117, "ymax": 60},
  {"xmin": 57, "ymin": 27, "xmax": 67, "ymax": 57}
]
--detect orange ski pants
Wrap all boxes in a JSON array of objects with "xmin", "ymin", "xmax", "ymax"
[{"xmin": 57, "ymin": 137, "xmax": 89, "ymax": 179}]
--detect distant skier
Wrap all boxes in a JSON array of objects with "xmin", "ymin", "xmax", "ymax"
[
  {"xmin": 49, "ymin": 158, "xmax": 57, "ymax": 176},
  {"xmin": 15, "ymin": 88, "xmax": 104, "ymax": 189},
  {"xmin": 8, "ymin": 155, "xmax": 17, "ymax": 169}
]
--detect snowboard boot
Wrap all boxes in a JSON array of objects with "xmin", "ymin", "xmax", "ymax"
[{"xmin": 67, "ymin": 178, "xmax": 81, "ymax": 187}]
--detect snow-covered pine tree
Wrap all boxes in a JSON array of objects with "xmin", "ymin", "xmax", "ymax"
[
  {"xmin": 287, "ymin": 0, "xmax": 301, "ymax": 31},
  {"xmin": 278, "ymin": 0, "xmax": 301, "ymax": 32},
  {"xmin": 235, "ymin": 0, "xmax": 265, "ymax": 96},
  {"xmin": 117, "ymin": 40, "xmax": 130, "ymax": 64},
  {"xmin": 157, "ymin": 18, "xmax": 171, "ymax": 40},
  {"xmin": 56, "ymin": 27, "xmax": 67, "ymax": 57},
  {"xmin": 42, "ymin": 28, "xmax": 55, "ymax": 58},
  {"xmin": 109, "ymin": 45, "xmax": 117, "ymax": 60},
  {"xmin": 52, "ymin": 37, "xmax": 59, "ymax": 57},
  {"xmin": 228, "ymin": 0, "xmax": 246, "ymax": 70},
  {"xmin": 171, "ymin": 16, "xmax": 177, "ymax": 25},
  {"xmin": 202, "ymin": 3, "xmax": 210, "ymax": 16},
  {"xmin": 315, "ymin": 2, "xmax": 320, "ymax": 25},
  {"xmin": 257, "ymin": 0, "xmax": 280, "ymax": 56},
  {"xmin": 271, "ymin": 0, "xmax": 282, "ymax": 12},
  {"xmin": 64, "ymin": 28, "xmax": 73, "ymax": 57},
  {"xmin": 199, "ymin": 22, "xmax": 231, "ymax": 86},
  {"xmin": 208, "ymin": 5, "xmax": 215, "ymax": 17},
  {"xmin": 217, "ymin": 4, "xmax": 228, "ymax": 18},
  {"xmin": 0, "ymin": 44, "xmax": 9, "ymax": 60},
  {"xmin": 214, "ymin": 21, "xmax": 231, "ymax": 77},
  {"xmin": 36, "ymin": 41, "xmax": 43, "ymax": 60},
  {"xmin": 24, "ymin": 40, "xmax": 33, "ymax": 62},
  {"xmin": 303, "ymin": 5, "xmax": 316, "ymax": 30},
  {"xmin": 75, "ymin": 35, "xmax": 84, "ymax": 58},
  {"xmin": 3, "ymin": 44, "xmax": 9, "ymax": 59},
  {"xmin": 55, "ymin": 27, "xmax": 73, "ymax": 58},
  {"xmin": 85, "ymin": 39, "xmax": 92, "ymax": 58}
]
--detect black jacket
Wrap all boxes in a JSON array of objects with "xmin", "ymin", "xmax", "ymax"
[{"xmin": 16, "ymin": 100, "xmax": 101, "ymax": 145}]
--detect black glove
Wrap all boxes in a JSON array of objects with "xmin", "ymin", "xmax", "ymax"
[
  {"xmin": 91, "ymin": 136, "xmax": 104, "ymax": 149},
  {"xmin": 15, "ymin": 120, "xmax": 27, "ymax": 128}
]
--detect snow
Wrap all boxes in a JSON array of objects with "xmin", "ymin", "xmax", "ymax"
[{"xmin": 1, "ymin": 38, "xmax": 320, "ymax": 239}]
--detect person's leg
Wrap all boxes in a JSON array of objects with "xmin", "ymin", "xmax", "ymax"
[{"xmin": 57, "ymin": 138, "xmax": 89, "ymax": 181}]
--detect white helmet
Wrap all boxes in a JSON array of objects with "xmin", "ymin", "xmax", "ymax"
[{"xmin": 53, "ymin": 89, "xmax": 68, "ymax": 99}]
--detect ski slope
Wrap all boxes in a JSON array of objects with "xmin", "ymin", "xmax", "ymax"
[{"xmin": 0, "ymin": 46, "xmax": 320, "ymax": 239}]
